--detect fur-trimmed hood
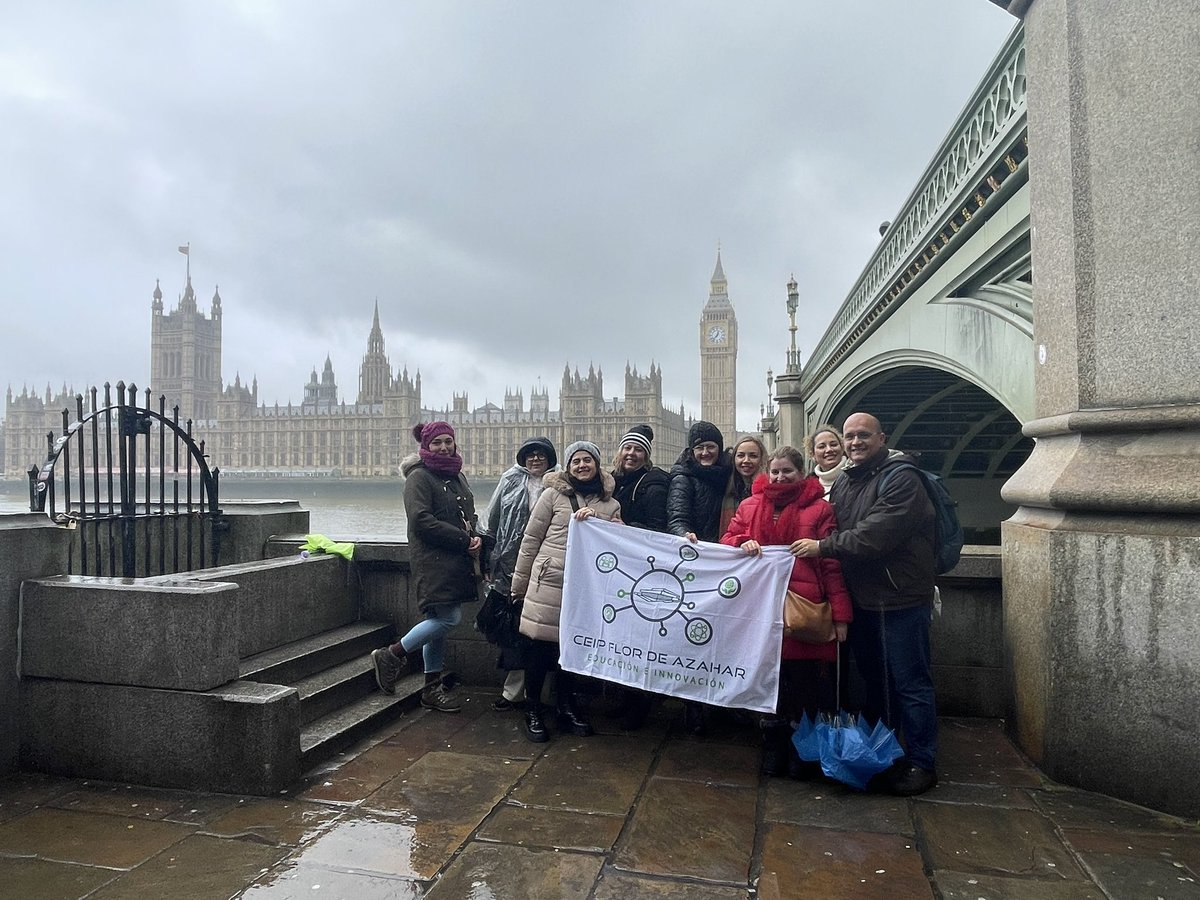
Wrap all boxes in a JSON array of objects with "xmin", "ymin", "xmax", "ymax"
[
  {"xmin": 400, "ymin": 452, "xmax": 423, "ymax": 478},
  {"xmin": 543, "ymin": 468, "xmax": 616, "ymax": 500}
]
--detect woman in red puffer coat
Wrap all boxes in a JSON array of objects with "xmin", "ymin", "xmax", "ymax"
[{"xmin": 721, "ymin": 445, "xmax": 853, "ymax": 777}]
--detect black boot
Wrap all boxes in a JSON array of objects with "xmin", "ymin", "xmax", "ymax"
[
  {"xmin": 621, "ymin": 690, "xmax": 653, "ymax": 731},
  {"xmin": 556, "ymin": 695, "xmax": 594, "ymax": 737},
  {"xmin": 684, "ymin": 701, "xmax": 709, "ymax": 737},
  {"xmin": 524, "ymin": 702, "xmax": 549, "ymax": 743},
  {"xmin": 785, "ymin": 727, "xmax": 822, "ymax": 780},
  {"xmin": 760, "ymin": 721, "xmax": 790, "ymax": 777}
]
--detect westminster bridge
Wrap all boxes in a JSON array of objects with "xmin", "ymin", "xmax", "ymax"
[{"xmin": 767, "ymin": 3, "xmax": 1200, "ymax": 819}]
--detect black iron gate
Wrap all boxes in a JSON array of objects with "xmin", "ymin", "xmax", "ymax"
[{"xmin": 28, "ymin": 381, "xmax": 223, "ymax": 578}]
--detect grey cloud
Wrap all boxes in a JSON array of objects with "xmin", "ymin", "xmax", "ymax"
[{"xmin": 0, "ymin": 0, "xmax": 1015, "ymax": 428}]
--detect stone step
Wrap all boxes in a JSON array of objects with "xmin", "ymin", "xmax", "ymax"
[
  {"xmin": 294, "ymin": 656, "xmax": 377, "ymax": 726},
  {"xmin": 239, "ymin": 622, "xmax": 393, "ymax": 686},
  {"xmin": 299, "ymin": 673, "xmax": 424, "ymax": 766}
]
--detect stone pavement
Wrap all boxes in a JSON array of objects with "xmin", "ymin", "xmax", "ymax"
[{"xmin": 2, "ymin": 689, "xmax": 1199, "ymax": 899}]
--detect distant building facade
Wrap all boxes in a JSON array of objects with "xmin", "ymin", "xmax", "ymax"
[
  {"xmin": 3, "ymin": 256, "xmax": 750, "ymax": 480},
  {"xmin": 210, "ymin": 303, "xmax": 689, "ymax": 478}
]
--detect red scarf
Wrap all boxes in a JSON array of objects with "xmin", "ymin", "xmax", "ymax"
[{"xmin": 750, "ymin": 475, "xmax": 825, "ymax": 545}]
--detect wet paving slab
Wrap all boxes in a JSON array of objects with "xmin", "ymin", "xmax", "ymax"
[
  {"xmin": 46, "ymin": 782, "xmax": 202, "ymax": 821},
  {"xmin": 86, "ymin": 834, "xmax": 290, "ymax": 900},
  {"xmin": 654, "ymin": 738, "xmax": 760, "ymax": 787},
  {"xmin": 0, "ymin": 773, "xmax": 76, "ymax": 825},
  {"xmin": 478, "ymin": 803, "xmax": 625, "ymax": 853},
  {"xmin": 915, "ymin": 802, "xmax": 1087, "ymax": 879},
  {"xmin": 1, "ymin": 857, "xmax": 119, "ymax": 898},
  {"xmin": 240, "ymin": 856, "xmax": 425, "ymax": 898},
  {"xmin": 765, "ymin": 779, "xmax": 915, "ymax": 835},
  {"xmin": 2, "ymin": 709, "xmax": 1200, "ymax": 898},
  {"xmin": 0, "ymin": 806, "xmax": 196, "ymax": 869},
  {"xmin": 203, "ymin": 798, "xmax": 346, "ymax": 847},
  {"xmin": 508, "ymin": 733, "xmax": 655, "ymax": 814},
  {"xmin": 613, "ymin": 775, "xmax": 758, "ymax": 883},
  {"xmin": 593, "ymin": 868, "xmax": 748, "ymax": 899},
  {"xmin": 758, "ymin": 821, "xmax": 931, "ymax": 899},
  {"xmin": 358, "ymin": 750, "xmax": 533, "ymax": 878},
  {"xmin": 424, "ymin": 841, "xmax": 604, "ymax": 899},
  {"xmin": 936, "ymin": 717, "xmax": 1046, "ymax": 788}
]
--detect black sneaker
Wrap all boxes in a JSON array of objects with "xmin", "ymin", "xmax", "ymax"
[
  {"xmin": 889, "ymin": 764, "xmax": 938, "ymax": 796},
  {"xmin": 371, "ymin": 648, "xmax": 406, "ymax": 695},
  {"xmin": 420, "ymin": 681, "xmax": 462, "ymax": 713}
]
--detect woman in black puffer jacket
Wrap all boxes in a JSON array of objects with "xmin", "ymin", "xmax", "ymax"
[
  {"xmin": 665, "ymin": 420, "xmax": 731, "ymax": 735},
  {"xmin": 667, "ymin": 420, "xmax": 732, "ymax": 543}
]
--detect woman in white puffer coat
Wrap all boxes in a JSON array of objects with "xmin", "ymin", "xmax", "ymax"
[{"xmin": 511, "ymin": 440, "xmax": 622, "ymax": 743}]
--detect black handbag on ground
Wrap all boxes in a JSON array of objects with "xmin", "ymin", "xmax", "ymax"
[{"xmin": 475, "ymin": 587, "xmax": 523, "ymax": 647}]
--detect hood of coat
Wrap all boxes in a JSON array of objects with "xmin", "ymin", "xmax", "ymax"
[
  {"xmin": 843, "ymin": 447, "xmax": 916, "ymax": 481},
  {"xmin": 400, "ymin": 452, "xmax": 423, "ymax": 478},
  {"xmin": 544, "ymin": 467, "xmax": 616, "ymax": 500}
]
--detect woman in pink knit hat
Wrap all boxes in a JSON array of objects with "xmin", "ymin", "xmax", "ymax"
[{"xmin": 371, "ymin": 421, "xmax": 483, "ymax": 712}]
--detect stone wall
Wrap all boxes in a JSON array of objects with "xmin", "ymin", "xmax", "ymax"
[
  {"xmin": 0, "ymin": 503, "xmax": 308, "ymax": 779},
  {"xmin": 0, "ymin": 516, "xmax": 71, "ymax": 775}
]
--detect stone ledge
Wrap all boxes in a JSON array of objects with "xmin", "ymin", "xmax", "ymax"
[
  {"xmin": 21, "ymin": 576, "xmax": 240, "ymax": 690},
  {"xmin": 20, "ymin": 677, "xmax": 300, "ymax": 795}
]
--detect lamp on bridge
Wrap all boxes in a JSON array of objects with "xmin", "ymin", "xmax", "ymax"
[{"xmin": 785, "ymin": 275, "xmax": 801, "ymax": 375}]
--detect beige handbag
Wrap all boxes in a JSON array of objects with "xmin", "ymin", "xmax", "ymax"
[{"xmin": 783, "ymin": 590, "xmax": 835, "ymax": 643}]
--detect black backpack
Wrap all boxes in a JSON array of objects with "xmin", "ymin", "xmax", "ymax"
[{"xmin": 879, "ymin": 464, "xmax": 964, "ymax": 575}]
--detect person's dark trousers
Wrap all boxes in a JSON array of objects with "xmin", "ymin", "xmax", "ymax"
[
  {"xmin": 847, "ymin": 604, "xmax": 938, "ymax": 771},
  {"xmin": 523, "ymin": 639, "xmax": 560, "ymax": 713}
]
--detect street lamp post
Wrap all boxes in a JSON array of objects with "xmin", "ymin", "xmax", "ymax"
[{"xmin": 786, "ymin": 275, "xmax": 800, "ymax": 375}]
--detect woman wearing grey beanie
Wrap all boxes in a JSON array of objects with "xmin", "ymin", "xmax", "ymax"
[{"xmin": 511, "ymin": 440, "xmax": 623, "ymax": 742}]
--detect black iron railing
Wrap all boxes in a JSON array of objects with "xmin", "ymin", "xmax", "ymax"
[{"xmin": 28, "ymin": 381, "xmax": 223, "ymax": 577}]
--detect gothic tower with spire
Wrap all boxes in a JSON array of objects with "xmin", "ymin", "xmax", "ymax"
[
  {"xmin": 150, "ymin": 260, "xmax": 223, "ymax": 423},
  {"xmin": 358, "ymin": 301, "xmax": 391, "ymax": 404},
  {"xmin": 699, "ymin": 249, "xmax": 738, "ymax": 440}
]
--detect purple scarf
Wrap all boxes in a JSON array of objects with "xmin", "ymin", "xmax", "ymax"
[{"xmin": 420, "ymin": 447, "xmax": 463, "ymax": 477}]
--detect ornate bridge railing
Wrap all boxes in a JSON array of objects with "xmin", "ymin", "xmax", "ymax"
[
  {"xmin": 802, "ymin": 24, "xmax": 1029, "ymax": 392},
  {"xmin": 28, "ymin": 381, "xmax": 223, "ymax": 577}
]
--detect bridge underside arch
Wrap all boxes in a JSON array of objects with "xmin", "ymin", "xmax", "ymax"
[{"xmin": 826, "ymin": 365, "xmax": 1032, "ymax": 544}]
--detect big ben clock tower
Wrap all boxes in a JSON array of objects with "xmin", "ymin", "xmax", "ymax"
[{"xmin": 699, "ymin": 249, "xmax": 738, "ymax": 440}]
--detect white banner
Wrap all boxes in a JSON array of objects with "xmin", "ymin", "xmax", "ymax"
[{"xmin": 559, "ymin": 517, "xmax": 793, "ymax": 713}]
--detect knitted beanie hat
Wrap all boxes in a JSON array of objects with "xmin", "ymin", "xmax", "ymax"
[
  {"xmin": 563, "ymin": 440, "xmax": 603, "ymax": 469},
  {"xmin": 687, "ymin": 420, "xmax": 724, "ymax": 452},
  {"xmin": 517, "ymin": 435, "xmax": 557, "ymax": 469},
  {"xmin": 412, "ymin": 421, "xmax": 455, "ymax": 450},
  {"xmin": 619, "ymin": 424, "xmax": 654, "ymax": 456}
]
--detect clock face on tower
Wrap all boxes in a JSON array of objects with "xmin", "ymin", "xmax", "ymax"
[{"xmin": 707, "ymin": 325, "xmax": 727, "ymax": 345}]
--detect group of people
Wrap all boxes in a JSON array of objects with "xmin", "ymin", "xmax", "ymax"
[{"xmin": 370, "ymin": 411, "xmax": 940, "ymax": 796}]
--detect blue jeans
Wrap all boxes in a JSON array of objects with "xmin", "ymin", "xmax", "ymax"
[
  {"xmin": 393, "ymin": 603, "xmax": 462, "ymax": 674},
  {"xmin": 847, "ymin": 604, "xmax": 938, "ymax": 770}
]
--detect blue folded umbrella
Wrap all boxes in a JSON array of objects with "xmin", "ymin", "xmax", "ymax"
[{"xmin": 793, "ymin": 711, "xmax": 905, "ymax": 790}]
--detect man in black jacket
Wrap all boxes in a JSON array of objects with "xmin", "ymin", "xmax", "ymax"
[{"xmin": 794, "ymin": 412, "xmax": 938, "ymax": 795}]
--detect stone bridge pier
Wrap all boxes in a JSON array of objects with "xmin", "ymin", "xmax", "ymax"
[{"xmin": 1001, "ymin": 0, "xmax": 1200, "ymax": 816}]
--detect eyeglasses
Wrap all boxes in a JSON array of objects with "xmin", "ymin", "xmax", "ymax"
[
  {"xmin": 843, "ymin": 431, "xmax": 879, "ymax": 441},
  {"xmin": 525, "ymin": 451, "xmax": 547, "ymax": 459}
]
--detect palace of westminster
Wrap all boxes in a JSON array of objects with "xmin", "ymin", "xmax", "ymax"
[{"xmin": 2, "ymin": 254, "xmax": 742, "ymax": 480}]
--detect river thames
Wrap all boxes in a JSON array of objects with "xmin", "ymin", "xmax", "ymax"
[{"xmin": 0, "ymin": 478, "xmax": 501, "ymax": 539}]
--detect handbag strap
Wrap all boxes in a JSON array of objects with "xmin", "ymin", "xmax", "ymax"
[{"xmin": 568, "ymin": 493, "xmax": 581, "ymax": 512}]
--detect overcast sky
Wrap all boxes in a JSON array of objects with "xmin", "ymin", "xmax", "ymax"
[{"xmin": 2, "ymin": 1, "xmax": 1014, "ymax": 433}]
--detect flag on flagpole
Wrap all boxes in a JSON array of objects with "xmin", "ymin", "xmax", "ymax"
[
  {"xmin": 559, "ymin": 517, "xmax": 792, "ymax": 713},
  {"xmin": 178, "ymin": 244, "xmax": 189, "ymax": 255}
]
